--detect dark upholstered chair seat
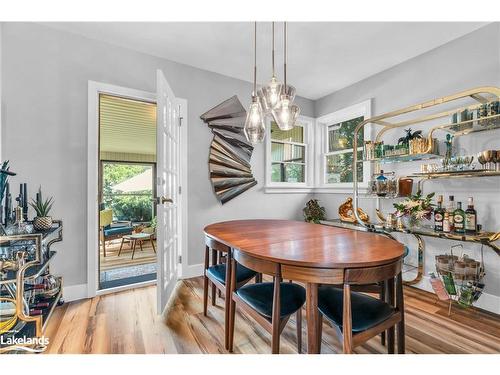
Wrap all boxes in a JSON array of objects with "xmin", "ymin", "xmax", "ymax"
[
  {"xmin": 318, "ymin": 286, "xmax": 395, "ymax": 333},
  {"xmin": 236, "ymin": 282, "xmax": 306, "ymax": 319},
  {"xmin": 103, "ymin": 226, "xmax": 133, "ymax": 237},
  {"xmin": 207, "ymin": 263, "xmax": 256, "ymax": 285}
]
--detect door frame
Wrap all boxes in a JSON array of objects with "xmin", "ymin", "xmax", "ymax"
[{"xmin": 87, "ymin": 81, "xmax": 188, "ymax": 298}]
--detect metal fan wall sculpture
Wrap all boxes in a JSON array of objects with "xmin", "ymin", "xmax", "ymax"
[{"xmin": 200, "ymin": 96, "xmax": 257, "ymax": 204}]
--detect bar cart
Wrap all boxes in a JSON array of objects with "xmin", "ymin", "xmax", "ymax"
[{"xmin": 0, "ymin": 221, "xmax": 63, "ymax": 354}]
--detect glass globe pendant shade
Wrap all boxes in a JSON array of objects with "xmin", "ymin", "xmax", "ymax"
[
  {"xmin": 257, "ymin": 76, "xmax": 282, "ymax": 113},
  {"xmin": 244, "ymin": 96, "xmax": 266, "ymax": 143},
  {"xmin": 280, "ymin": 84, "xmax": 296, "ymax": 103},
  {"xmin": 271, "ymin": 94, "xmax": 301, "ymax": 131}
]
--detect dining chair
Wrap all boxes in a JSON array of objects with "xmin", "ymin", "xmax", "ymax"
[
  {"xmin": 317, "ymin": 260, "xmax": 404, "ymax": 354},
  {"xmin": 203, "ymin": 237, "xmax": 258, "ymax": 349},
  {"xmin": 228, "ymin": 249, "xmax": 306, "ymax": 354}
]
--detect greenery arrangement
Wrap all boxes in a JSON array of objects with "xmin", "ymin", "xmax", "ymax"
[
  {"xmin": 30, "ymin": 186, "xmax": 54, "ymax": 217},
  {"xmin": 102, "ymin": 163, "xmax": 154, "ymax": 222},
  {"xmin": 303, "ymin": 199, "xmax": 327, "ymax": 224},
  {"xmin": 393, "ymin": 191, "xmax": 435, "ymax": 226},
  {"xmin": 397, "ymin": 128, "xmax": 422, "ymax": 146}
]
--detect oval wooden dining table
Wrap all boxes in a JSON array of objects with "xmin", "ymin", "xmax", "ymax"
[{"xmin": 204, "ymin": 219, "xmax": 405, "ymax": 354}]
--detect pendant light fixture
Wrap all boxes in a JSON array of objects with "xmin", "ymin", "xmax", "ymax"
[
  {"xmin": 257, "ymin": 22, "xmax": 282, "ymax": 113},
  {"xmin": 272, "ymin": 22, "xmax": 300, "ymax": 131},
  {"xmin": 244, "ymin": 22, "xmax": 266, "ymax": 144}
]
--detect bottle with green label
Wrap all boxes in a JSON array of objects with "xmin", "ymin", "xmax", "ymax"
[
  {"xmin": 434, "ymin": 195, "xmax": 444, "ymax": 232},
  {"xmin": 453, "ymin": 202, "xmax": 466, "ymax": 234},
  {"xmin": 465, "ymin": 197, "xmax": 477, "ymax": 235}
]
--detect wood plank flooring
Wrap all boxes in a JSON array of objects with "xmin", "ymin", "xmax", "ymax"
[
  {"xmin": 45, "ymin": 277, "xmax": 500, "ymax": 354},
  {"xmin": 100, "ymin": 239, "xmax": 156, "ymax": 271}
]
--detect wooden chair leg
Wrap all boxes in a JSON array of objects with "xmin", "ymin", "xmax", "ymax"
[
  {"xmin": 387, "ymin": 277, "xmax": 395, "ymax": 354},
  {"xmin": 255, "ymin": 273, "xmax": 262, "ymax": 283},
  {"xmin": 296, "ymin": 308, "xmax": 302, "ymax": 354},
  {"xmin": 203, "ymin": 246, "xmax": 209, "ymax": 316},
  {"xmin": 317, "ymin": 312, "xmax": 323, "ymax": 352},
  {"xmin": 380, "ymin": 281, "xmax": 386, "ymax": 346},
  {"xmin": 342, "ymin": 284, "xmax": 353, "ymax": 354},
  {"xmin": 103, "ymin": 238, "xmax": 106, "ymax": 258},
  {"xmin": 211, "ymin": 249, "xmax": 217, "ymax": 306},
  {"xmin": 228, "ymin": 259, "xmax": 237, "ymax": 353},
  {"xmin": 139, "ymin": 240, "xmax": 144, "ymax": 251},
  {"xmin": 396, "ymin": 272, "xmax": 405, "ymax": 354},
  {"xmin": 151, "ymin": 237, "xmax": 156, "ymax": 253},
  {"xmin": 271, "ymin": 281, "xmax": 281, "ymax": 354}
]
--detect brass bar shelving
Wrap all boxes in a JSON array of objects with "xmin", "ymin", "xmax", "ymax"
[{"xmin": 0, "ymin": 221, "xmax": 63, "ymax": 354}]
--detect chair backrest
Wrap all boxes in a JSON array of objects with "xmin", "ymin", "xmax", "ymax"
[
  {"xmin": 344, "ymin": 260, "xmax": 402, "ymax": 285},
  {"xmin": 99, "ymin": 209, "xmax": 113, "ymax": 228},
  {"xmin": 233, "ymin": 248, "xmax": 280, "ymax": 277}
]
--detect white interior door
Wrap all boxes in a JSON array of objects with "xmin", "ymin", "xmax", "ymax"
[{"xmin": 156, "ymin": 69, "xmax": 180, "ymax": 313}]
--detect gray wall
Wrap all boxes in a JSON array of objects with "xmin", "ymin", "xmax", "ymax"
[
  {"xmin": 0, "ymin": 23, "xmax": 314, "ymax": 287},
  {"xmin": 314, "ymin": 23, "xmax": 500, "ymax": 309}
]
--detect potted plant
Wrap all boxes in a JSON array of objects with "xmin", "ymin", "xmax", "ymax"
[
  {"xmin": 393, "ymin": 191, "xmax": 434, "ymax": 229},
  {"xmin": 30, "ymin": 186, "xmax": 54, "ymax": 231},
  {"xmin": 303, "ymin": 199, "xmax": 326, "ymax": 224}
]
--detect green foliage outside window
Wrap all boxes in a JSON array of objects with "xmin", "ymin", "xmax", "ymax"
[{"xmin": 102, "ymin": 163, "xmax": 154, "ymax": 222}]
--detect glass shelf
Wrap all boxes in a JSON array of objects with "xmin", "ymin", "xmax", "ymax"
[
  {"xmin": 408, "ymin": 169, "xmax": 500, "ymax": 180},
  {"xmin": 362, "ymin": 153, "xmax": 442, "ymax": 164},
  {"xmin": 358, "ymin": 194, "xmax": 407, "ymax": 200},
  {"xmin": 435, "ymin": 113, "xmax": 500, "ymax": 136},
  {"xmin": 320, "ymin": 219, "xmax": 500, "ymax": 256}
]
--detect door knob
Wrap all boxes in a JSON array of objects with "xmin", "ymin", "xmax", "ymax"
[{"xmin": 152, "ymin": 196, "xmax": 173, "ymax": 204}]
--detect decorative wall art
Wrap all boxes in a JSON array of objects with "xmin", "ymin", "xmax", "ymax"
[{"xmin": 200, "ymin": 96, "xmax": 257, "ymax": 204}]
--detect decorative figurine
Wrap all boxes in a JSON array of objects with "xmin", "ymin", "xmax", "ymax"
[{"xmin": 338, "ymin": 197, "xmax": 369, "ymax": 224}]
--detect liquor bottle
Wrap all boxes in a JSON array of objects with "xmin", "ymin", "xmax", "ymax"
[
  {"xmin": 465, "ymin": 197, "xmax": 477, "ymax": 235},
  {"xmin": 443, "ymin": 212, "xmax": 451, "ymax": 233},
  {"xmin": 434, "ymin": 195, "xmax": 444, "ymax": 232},
  {"xmin": 453, "ymin": 202, "xmax": 466, "ymax": 234},
  {"xmin": 447, "ymin": 195, "xmax": 455, "ymax": 232}
]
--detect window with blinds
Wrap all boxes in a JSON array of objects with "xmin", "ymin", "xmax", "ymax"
[{"xmin": 270, "ymin": 121, "xmax": 307, "ymax": 183}]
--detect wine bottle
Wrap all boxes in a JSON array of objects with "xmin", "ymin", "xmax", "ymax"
[
  {"xmin": 453, "ymin": 202, "xmax": 466, "ymax": 234},
  {"xmin": 465, "ymin": 197, "xmax": 477, "ymax": 235},
  {"xmin": 434, "ymin": 195, "xmax": 444, "ymax": 232},
  {"xmin": 447, "ymin": 195, "xmax": 455, "ymax": 232}
]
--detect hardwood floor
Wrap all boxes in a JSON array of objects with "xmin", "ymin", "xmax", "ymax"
[
  {"xmin": 45, "ymin": 277, "xmax": 500, "ymax": 354},
  {"xmin": 100, "ymin": 239, "xmax": 156, "ymax": 272}
]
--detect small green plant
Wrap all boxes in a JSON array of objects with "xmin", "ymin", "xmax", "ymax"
[
  {"xmin": 303, "ymin": 199, "xmax": 326, "ymax": 224},
  {"xmin": 150, "ymin": 216, "xmax": 157, "ymax": 231},
  {"xmin": 30, "ymin": 186, "xmax": 54, "ymax": 217}
]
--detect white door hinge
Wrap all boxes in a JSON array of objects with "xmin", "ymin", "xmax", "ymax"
[
  {"xmin": 178, "ymin": 186, "xmax": 182, "ymax": 194},
  {"xmin": 178, "ymin": 255, "xmax": 182, "ymax": 264}
]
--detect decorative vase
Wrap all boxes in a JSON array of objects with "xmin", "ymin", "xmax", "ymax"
[{"xmin": 33, "ymin": 216, "xmax": 53, "ymax": 231}]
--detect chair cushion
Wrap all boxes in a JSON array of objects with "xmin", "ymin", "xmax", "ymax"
[
  {"xmin": 207, "ymin": 263, "xmax": 256, "ymax": 285},
  {"xmin": 318, "ymin": 286, "xmax": 395, "ymax": 333},
  {"xmin": 103, "ymin": 226, "xmax": 133, "ymax": 237},
  {"xmin": 236, "ymin": 282, "xmax": 306, "ymax": 319}
]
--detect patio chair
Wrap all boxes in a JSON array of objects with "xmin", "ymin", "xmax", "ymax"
[{"xmin": 99, "ymin": 209, "xmax": 133, "ymax": 257}]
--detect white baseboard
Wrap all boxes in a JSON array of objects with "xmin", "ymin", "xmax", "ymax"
[
  {"xmin": 414, "ymin": 275, "xmax": 500, "ymax": 315},
  {"xmin": 63, "ymin": 283, "xmax": 89, "ymax": 302},
  {"xmin": 180, "ymin": 263, "xmax": 204, "ymax": 279}
]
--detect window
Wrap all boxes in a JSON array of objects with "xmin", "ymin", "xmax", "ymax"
[
  {"xmin": 271, "ymin": 122, "xmax": 306, "ymax": 183},
  {"xmin": 316, "ymin": 99, "xmax": 372, "ymax": 190},
  {"xmin": 265, "ymin": 116, "xmax": 314, "ymax": 191},
  {"xmin": 325, "ymin": 116, "xmax": 364, "ymax": 184}
]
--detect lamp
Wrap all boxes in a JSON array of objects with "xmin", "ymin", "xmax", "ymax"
[
  {"xmin": 272, "ymin": 22, "xmax": 300, "ymax": 131},
  {"xmin": 257, "ymin": 22, "xmax": 282, "ymax": 113},
  {"xmin": 244, "ymin": 22, "xmax": 266, "ymax": 144}
]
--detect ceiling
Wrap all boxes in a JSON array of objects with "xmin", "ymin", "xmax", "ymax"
[{"xmin": 44, "ymin": 22, "xmax": 487, "ymax": 100}]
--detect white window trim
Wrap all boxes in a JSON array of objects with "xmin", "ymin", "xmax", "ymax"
[
  {"xmin": 265, "ymin": 115, "xmax": 315, "ymax": 193},
  {"xmin": 315, "ymin": 99, "xmax": 373, "ymax": 193}
]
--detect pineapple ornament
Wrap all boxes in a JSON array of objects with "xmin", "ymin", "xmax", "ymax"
[{"xmin": 30, "ymin": 186, "xmax": 54, "ymax": 231}]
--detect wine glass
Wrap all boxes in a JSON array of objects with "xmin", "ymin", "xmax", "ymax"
[
  {"xmin": 493, "ymin": 150, "xmax": 500, "ymax": 172},
  {"xmin": 477, "ymin": 153, "xmax": 486, "ymax": 170},
  {"xmin": 482, "ymin": 150, "xmax": 495, "ymax": 170}
]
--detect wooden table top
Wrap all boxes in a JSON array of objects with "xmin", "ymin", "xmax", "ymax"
[{"xmin": 204, "ymin": 219, "xmax": 404, "ymax": 268}]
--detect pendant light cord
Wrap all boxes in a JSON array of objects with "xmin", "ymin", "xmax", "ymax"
[
  {"xmin": 271, "ymin": 22, "xmax": 275, "ymax": 77},
  {"xmin": 283, "ymin": 21, "xmax": 287, "ymax": 90},
  {"xmin": 253, "ymin": 21, "xmax": 257, "ymax": 96}
]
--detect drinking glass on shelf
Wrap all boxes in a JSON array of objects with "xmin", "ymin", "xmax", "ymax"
[
  {"xmin": 477, "ymin": 153, "xmax": 486, "ymax": 170},
  {"xmin": 482, "ymin": 150, "xmax": 495, "ymax": 170}
]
